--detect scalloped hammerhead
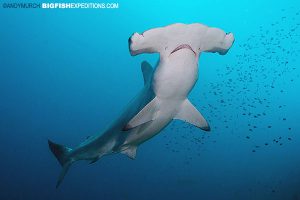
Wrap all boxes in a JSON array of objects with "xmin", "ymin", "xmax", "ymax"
[{"xmin": 48, "ymin": 23, "xmax": 234, "ymax": 188}]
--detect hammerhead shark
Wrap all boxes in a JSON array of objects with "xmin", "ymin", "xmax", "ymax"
[{"xmin": 48, "ymin": 23, "xmax": 234, "ymax": 188}]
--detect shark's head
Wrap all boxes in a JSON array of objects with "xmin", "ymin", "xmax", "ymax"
[{"xmin": 128, "ymin": 23, "xmax": 234, "ymax": 57}]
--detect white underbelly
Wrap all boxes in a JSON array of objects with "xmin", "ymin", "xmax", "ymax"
[
  {"xmin": 153, "ymin": 49, "xmax": 198, "ymax": 99},
  {"xmin": 121, "ymin": 50, "xmax": 199, "ymax": 147}
]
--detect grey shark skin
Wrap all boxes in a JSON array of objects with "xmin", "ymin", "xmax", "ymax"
[{"xmin": 48, "ymin": 23, "xmax": 234, "ymax": 188}]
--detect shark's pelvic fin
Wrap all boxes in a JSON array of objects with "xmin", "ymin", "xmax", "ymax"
[
  {"xmin": 89, "ymin": 154, "xmax": 104, "ymax": 164},
  {"xmin": 123, "ymin": 97, "xmax": 159, "ymax": 130},
  {"xmin": 121, "ymin": 146, "xmax": 137, "ymax": 159},
  {"xmin": 141, "ymin": 61, "xmax": 153, "ymax": 85},
  {"xmin": 174, "ymin": 99, "xmax": 210, "ymax": 131},
  {"xmin": 48, "ymin": 140, "xmax": 73, "ymax": 188}
]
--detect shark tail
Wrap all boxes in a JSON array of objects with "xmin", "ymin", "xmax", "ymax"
[{"xmin": 48, "ymin": 139, "xmax": 73, "ymax": 188}]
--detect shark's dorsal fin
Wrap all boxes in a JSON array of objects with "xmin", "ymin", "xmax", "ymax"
[
  {"xmin": 174, "ymin": 99, "xmax": 210, "ymax": 131},
  {"xmin": 121, "ymin": 146, "xmax": 137, "ymax": 159},
  {"xmin": 141, "ymin": 61, "xmax": 153, "ymax": 85},
  {"xmin": 123, "ymin": 97, "xmax": 159, "ymax": 130}
]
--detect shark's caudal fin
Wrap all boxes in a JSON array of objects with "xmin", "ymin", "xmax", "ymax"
[{"xmin": 48, "ymin": 140, "xmax": 73, "ymax": 188}]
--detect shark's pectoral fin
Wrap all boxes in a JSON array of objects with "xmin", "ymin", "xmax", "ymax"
[
  {"xmin": 174, "ymin": 99, "xmax": 210, "ymax": 131},
  {"xmin": 121, "ymin": 146, "xmax": 137, "ymax": 159},
  {"xmin": 123, "ymin": 97, "xmax": 159, "ymax": 131},
  {"xmin": 141, "ymin": 61, "xmax": 153, "ymax": 85}
]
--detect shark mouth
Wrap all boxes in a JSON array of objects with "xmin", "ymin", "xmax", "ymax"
[{"xmin": 170, "ymin": 44, "xmax": 196, "ymax": 55}]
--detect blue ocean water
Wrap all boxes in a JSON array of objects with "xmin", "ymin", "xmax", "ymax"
[{"xmin": 0, "ymin": 0, "xmax": 300, "ymax": 199}]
